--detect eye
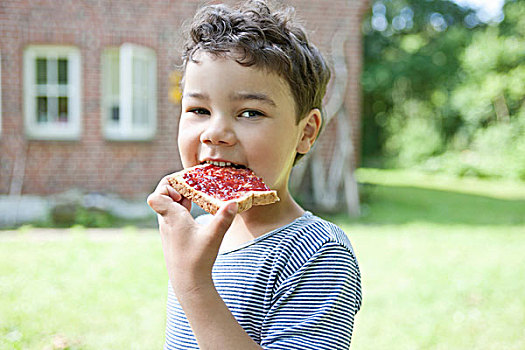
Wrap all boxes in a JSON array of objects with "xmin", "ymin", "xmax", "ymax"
[
  {"xmin": 188, "ymin": 108, "xmax": 210, "ymax": 115},
  {"xmin": 239, "ymin": 110, "xmax": 265, "ymax": 119}
]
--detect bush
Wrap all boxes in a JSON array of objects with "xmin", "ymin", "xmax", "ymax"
[
  {"xmin": 421, "ymin": 117, "xmax": 525, "ymax": 180},
  {"xmin": 51, "ymin": 204, "xmax": 115, "ymax": 228},
  {"xmin": 384, "ymin": 99, "xmax": 443, "ymax": 167}
]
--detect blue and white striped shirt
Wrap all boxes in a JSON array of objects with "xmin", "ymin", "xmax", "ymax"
[{"xmin": 165, "ymin": 212, "xmax": 362, "ymax": 349}]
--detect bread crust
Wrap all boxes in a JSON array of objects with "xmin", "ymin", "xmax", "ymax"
[{"xmin": 167, "ymin": 165, "xmax": 279, "ymax": 215}]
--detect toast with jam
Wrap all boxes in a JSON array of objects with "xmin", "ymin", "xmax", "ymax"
[{"xmin": 168, "ymin": 164, "xmax": 279, "ymax": 215}]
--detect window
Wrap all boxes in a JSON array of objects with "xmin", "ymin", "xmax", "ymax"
[
  {"xmin": 23, "ymin": 46, "xmax": 81, "ymax": 140},
  {"xmin": 102, "ymin": 44, "xmax": 157, "ymax": 140}
]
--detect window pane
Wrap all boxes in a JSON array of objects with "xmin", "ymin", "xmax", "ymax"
[
  {"xmin": 103, "ymin": 50, "xmax": 120, "ymax": 126},
  {"xmin": 36, "ymin": 58, "xmax": 47, "ymax": 84},
  {"xmin": 111, "ymin": 105, "xmax": 119, "ymax": 122},
  {"xmin": 132, "ymin": 97, "xmax": 142, "ymax": 125},
  {"xmin": 48, "ymin": 97, "xmax": 58, "ymax": 122},
  {"xmin": 37, "ymin": 96, "xmax": 48, "ymax": 122},
  {"xmin": 58, "ymin": 59, "xmax": 68, "ymax": 84},
  {"xmin": 58, "ymin": 97, "xmax": 68, "ymax": 122},
  {"xmin": 110, "ymin": 53, "xmax": 119, "ymax": 96},
  {"xmin": 132, "ymin": 57, "xmax": 148, "ymax": 125},
  {"xmin": 48, "ymin": 58, "xmax": 57, "ymax": 84}
]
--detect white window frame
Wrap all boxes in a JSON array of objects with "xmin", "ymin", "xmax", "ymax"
[
  {"xmin": 23, "ymin": 45, "xmax": 82, "ymax": 140},
  {"xmin": 102, "ymin": 43, "xmax": 157, "ymax": 141}
]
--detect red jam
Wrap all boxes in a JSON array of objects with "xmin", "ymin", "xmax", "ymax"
[{"xmin": 183, "ymin": 164, "xmax": 271, "ymax": 200}]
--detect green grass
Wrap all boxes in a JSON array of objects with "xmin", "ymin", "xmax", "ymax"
[
  {"xmin": 0, "ymin": 229, "xmax": 167, "ymax": 349},
  {"xmin": 349, "ymin": 168, "xmax": 525, "ymax": 226},
  {"xmin": 355, "ymin": 168, "xmax": 525, "ymax": 201},
  {"xmin": 348, "ymin": 224, "xmax": 525, "ymax": 350},
  {"xmin": 342, "ymin": 169, "xmax": 525, "ymax": 349},
  {"xmin": 1, "ymin": 169, "xmax": 524, "ymax": 349}
]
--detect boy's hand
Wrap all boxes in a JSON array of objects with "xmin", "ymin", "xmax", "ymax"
[{"xmin": 147, "ymin": 176, "xmax": 237, "ymax": 296}]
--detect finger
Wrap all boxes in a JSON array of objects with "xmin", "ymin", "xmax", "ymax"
[
  {"xmin": 148, "ymin": 175, "xmax": 183, "ymax": 211},
  {"xmin": 147, "ymin": 185, "xmax": 182, "ymax": 215},
  {"xmin": 154, "ymin": 176, "xmax": 171, "ymax": 192},
  {"xmin": 154, "ymin": 175, "xmax": 181, "ymax": 197},
  {"xmin": 147, "ymin": 191, "xmax": 173, "ymax": 215},
  {"xmin": 205, "ymin": 202, "xmax": 238, "ymax": 243},
  {"xmin": 166, "ymin": 184, "xmax": 183, "ymax": 202},
  {"xmin": 162, "ymin": 181, "xmax": 191, "ymax": 211},
  {"xmin": 180, "ymin": 196, "xmax": 192, "ymax": 212}
]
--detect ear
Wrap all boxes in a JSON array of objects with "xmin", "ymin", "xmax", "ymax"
[{"xmin": 296, "ymin": 109, "xmax": 322, "ymax": 155}]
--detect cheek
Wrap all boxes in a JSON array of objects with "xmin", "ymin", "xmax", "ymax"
[
  {"xmin": 177, "ymin": 122, "xmax": 185, "ymax": 152},
  {"xmin": 250, "ymin": 128, "xmax": 298, "ymax": 175},
  {"xmin": 177, "ymin": 119, "xmax": 197, "ymax": 165},
  {"xmin": 269, "ymin": 124, "xmax": 301, "ymax": 156}
]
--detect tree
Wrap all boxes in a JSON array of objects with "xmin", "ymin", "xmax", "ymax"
[
  {"xmin": 447, "ymin": 0, "xmax": 525, "ymax": 180},
  {"xmin": 362, "ymin": 0, "xmax": 476, "ymax": 166},
  {"xmin": 362, "ymin": 0, "xmax": 525, "ymax": 180}
]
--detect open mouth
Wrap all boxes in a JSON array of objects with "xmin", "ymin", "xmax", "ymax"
[{"xmin": 201, "ymin": 160, "xmax": 247, "ymax": 169}]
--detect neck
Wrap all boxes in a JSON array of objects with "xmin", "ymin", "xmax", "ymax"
[
  {"xmin": 220, "ymin": 192, "xmax": 304, "ymax": 251},
  {"xmin": 239, "ymin": 192, "xmax": 303, "ymax": 228}
]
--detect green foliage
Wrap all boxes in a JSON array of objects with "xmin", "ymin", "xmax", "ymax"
[
  {"xmin": 425, "ymin": 116, "xmax": 525, "ymax": 180},
  {"xmin": 362, "ymin": 0, "xmax": 525, "ymax": 181},
  {"xmin": 362, "ymin": 0, "xmax": 472, "ymax": 161},
  {"xmin": 384, "ymin": 99, "xmax": 443, "ymax": 165},
  {"xmin": 73, "ymin": 207, "xmax": 115, "ymax": 228},
  {"xmin": 51, "ymin": 204, "xmax": 116, "ymax": 228}
]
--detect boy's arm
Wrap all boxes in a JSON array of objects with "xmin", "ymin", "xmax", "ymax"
[
  {"xmin": 176, "ymin": 280, "xmax": 263, "ymax": 349},
  {"xmin": 147, "ymin": 177, "xmax": 262, "ymax": 350}
]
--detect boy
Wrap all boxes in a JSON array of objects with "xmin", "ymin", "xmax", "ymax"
[{"xmin": 147, "ymin": 1, "xmax": 362, "ymax": 348}]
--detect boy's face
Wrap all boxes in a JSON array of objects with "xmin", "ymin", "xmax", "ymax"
[{"xmin": 178, "ymin": 53, "xmax": 307, "ymax": 194}]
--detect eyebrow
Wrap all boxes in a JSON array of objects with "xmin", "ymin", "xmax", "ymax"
[
  {"xmin": 183, "ymin": 92, "xmax": 209, "ymax": 100},
  {"xmin": 183, "ymin": 91, "xmax": 277, "ymax": 107},
  {"xmin": 231, "ymin": 92, "xmax": 276, "ymax": 107}
]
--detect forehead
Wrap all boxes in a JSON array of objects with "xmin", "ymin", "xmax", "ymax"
[{"xmin": 183, "ymin": 52, "xmax": 293, "ymax": 100}]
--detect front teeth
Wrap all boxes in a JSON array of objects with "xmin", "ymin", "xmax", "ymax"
[{"xmin": 206, "ymin": 160, "xmax": 232, "ymax": 167}]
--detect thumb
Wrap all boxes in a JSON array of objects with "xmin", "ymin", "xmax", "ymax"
[{"xmin": 206, "ymin": 202, "xmax": 238, "ymax": 243}]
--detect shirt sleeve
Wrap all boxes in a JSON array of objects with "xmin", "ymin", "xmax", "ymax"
[{"xmin": 260, "ymin": 241, "xmax": 362, "ymax": 350}]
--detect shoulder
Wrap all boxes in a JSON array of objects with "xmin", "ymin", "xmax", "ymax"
[
  {"xmin": 267, "ymin": 213, "xmax": 362, "ymax": 312},
  {"xmin": 270, "ymin": 213, "xmax": 360, "ymax": 277},
  {"xmin": 279, "ymin": 212, "xmax": 357, "ymax": 258}
]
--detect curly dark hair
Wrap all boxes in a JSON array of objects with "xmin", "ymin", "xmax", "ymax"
[{"xmin": 181, "ymin": 0, "xmax": 331, "ymax": 125}]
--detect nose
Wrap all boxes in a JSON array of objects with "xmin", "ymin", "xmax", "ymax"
[{"xmin": 200, "ymin": 115, "xmax": 236, "ymax": 146}]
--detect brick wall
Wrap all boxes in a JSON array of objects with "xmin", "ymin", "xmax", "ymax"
[{"xmin": 0, "ymin": 0, "xmax": 369, "ymax": 198}]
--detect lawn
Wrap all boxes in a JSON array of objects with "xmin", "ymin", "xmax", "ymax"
[
  {"xmin": 349, "ymin": 224, "xmax": 525, "ymax": 350},
  {"xmin": 0, "ymin": 229, "xmax": 167, "ymax": 349},
  {"xmin": 1, "ymin": 169, "xmax": 524, "ymax": 349},
  {"xmin": 346, "ymin": 169, "xmax": 525, "ymax": 350}
]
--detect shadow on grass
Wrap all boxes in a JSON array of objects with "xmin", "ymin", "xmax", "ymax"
[{"xmin": 337, "ymin": 184, "xmax": 525, "ymax": 226}]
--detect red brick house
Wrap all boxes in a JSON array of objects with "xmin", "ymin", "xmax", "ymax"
[{"xmin": 0, "ymin": 0, "xmax": 368, "ymax": 210}]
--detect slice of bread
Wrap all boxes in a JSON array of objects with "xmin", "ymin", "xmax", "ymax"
[{"xmin": 167, "ymin": 164, "xmax": 279, "ymax": 215}]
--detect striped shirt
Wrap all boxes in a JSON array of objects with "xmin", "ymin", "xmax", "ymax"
[{"xmin": 165, "ymin": 212, "xmax": 362, "ymax": 349}]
